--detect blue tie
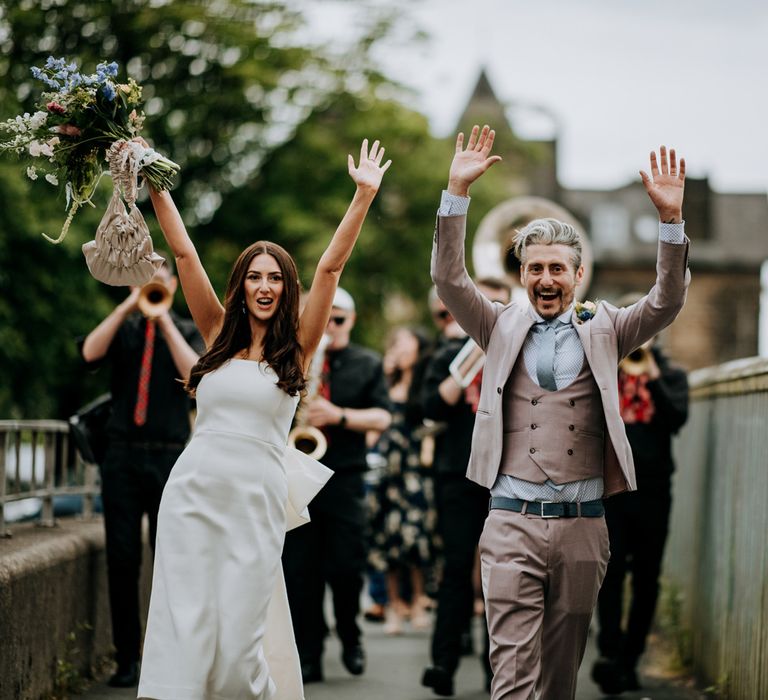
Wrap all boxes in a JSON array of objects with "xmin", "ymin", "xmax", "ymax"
[{"xmin": 536, "ymin": 320, "xmax": 561, "ymax": 391}]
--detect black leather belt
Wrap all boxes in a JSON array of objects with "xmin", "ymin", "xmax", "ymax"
[{"xmin": 489, "ymin": 496, "xmax": 604, "ymax": 518}]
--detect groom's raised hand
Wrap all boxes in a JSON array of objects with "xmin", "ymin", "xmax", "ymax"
[
  {"xmin": 447, "ymin": 124, "xmax": 502, "ymax": 197},
  {"xmin": 639, "ymin": 145, "xmax": 685, "ymax": 224}
]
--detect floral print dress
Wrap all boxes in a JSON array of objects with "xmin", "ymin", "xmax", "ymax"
[{"xmin": 368, "ymin": 402, "xmax": 437, "ymax": 572}]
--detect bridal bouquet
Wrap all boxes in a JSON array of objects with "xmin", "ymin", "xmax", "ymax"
[{"xmin": 0, "ymin": 56, "xmax": 178, "ymax": 246}]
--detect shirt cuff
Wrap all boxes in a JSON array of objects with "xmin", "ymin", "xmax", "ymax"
[
  {"xmin": 438, "ymin": 190, "xmax": 470, "ymax": 216},
  {"xmin": 659, "ymin": 221, "xmax": 685, "ymax": 244}
]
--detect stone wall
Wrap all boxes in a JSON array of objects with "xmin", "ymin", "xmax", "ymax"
[
  {"xmin": 0, "ymin": 518, "xmax": 151, "ymax": 700},
  {"xmin": 665, "ymin": 357, "xmax": 768, "ymax": 698}
]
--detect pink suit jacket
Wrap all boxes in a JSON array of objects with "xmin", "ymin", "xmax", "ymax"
[{"xmin": 430, "ymin": 214, "xmax": 690, "ymax": 497}]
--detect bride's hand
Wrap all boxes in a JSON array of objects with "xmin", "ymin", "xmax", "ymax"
[{"xmin": 348, "ymin": 138, "xmax": 392, "ymax": 193}]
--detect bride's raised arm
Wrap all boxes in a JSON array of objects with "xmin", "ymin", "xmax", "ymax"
[
  {"xmin": 147, "ymin": 188, "xmax": 224, "ymax": 346},
  {"xmin": 298, "ymin": 139, "xmax": 391, "ymax": 366}
]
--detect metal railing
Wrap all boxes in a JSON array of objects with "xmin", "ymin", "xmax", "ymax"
[
  {"xmin": 665, "ymin": 356, "xmax": 768, "ymax": 699},
  {"xmin": 0, "ymin": 420, "xmax": 99, "ymax": 536}
]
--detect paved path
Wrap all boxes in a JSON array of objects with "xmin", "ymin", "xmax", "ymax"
[{"xmin": 83, "ymin": 616, "xmax": 706, "ymax": 700}]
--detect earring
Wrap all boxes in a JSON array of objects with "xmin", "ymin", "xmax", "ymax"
[{"xmin": 241, "ymin": 300, "xmax": 246, "ymax": 315}]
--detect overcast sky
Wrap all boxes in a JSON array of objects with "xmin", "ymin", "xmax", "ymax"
[{"xmin": 305, "ymin": 0, "xmax": 767, "ymax": 193}]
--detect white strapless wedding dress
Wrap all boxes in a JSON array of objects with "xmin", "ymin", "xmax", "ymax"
[{"xmin": 138, "ymin": 359, "xmax": 331, "ymax": 700}]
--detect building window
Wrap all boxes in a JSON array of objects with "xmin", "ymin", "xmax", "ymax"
[
  {"xmin": 591, "ymin": 204, "xmax": 629, "ymax": 250},
  {"xmin": 634, "ymin": 215, "xmax": 658, "ymax": 243}
]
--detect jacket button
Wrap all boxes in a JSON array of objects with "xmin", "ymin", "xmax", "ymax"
[
  {"xmin": 569, "ymin": 399, "xmax": 575, "ymax": 407},
  {"xmin": 529, "ymin": 447, "xmax": 536, "ymax": 454},
  {"xmin": 569, "ymin": 425, "xmax": 575, "ymax": 431},
  {"xmin": 531, "ymin": 399, "xmax": 538, "ymax": 406},
  {"xmin": 497, "ymin": 387, "xmax": 502, "ymax": 394},
  {"xmin": 531, "ymin": 423, "xmax": 537, "ymax": 430},
  {"xmin": 567, "ymin": 449, "xmax": 574, "ymax": 455}
]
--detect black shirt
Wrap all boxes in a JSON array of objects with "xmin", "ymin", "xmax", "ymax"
[
  {"xmin": 624, "ymin": 348, "xmax": 689, "ymax": 485},
  {"xmin": 321, "ymin": 343, "xmax": 391, "ymax": 472},
  {"xmin": 421, "ymin": 337, "xmax": 477, "ymax": 475},
  {"xmin": 81, "ymin": 312, "xmax": 204, "ymax": 445}
]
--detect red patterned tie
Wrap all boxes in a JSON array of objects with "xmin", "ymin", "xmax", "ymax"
[
  {"xmin": 320, "ymin": 355, "xmax": 331, "ymax": 400},
  {"xmin": 133, "ymin": 319, "xmax": 156, "ymax": 426}
]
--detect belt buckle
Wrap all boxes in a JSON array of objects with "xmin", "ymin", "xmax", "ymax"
[{"xmin": 539, "ymin": 500, "xmax": 559, "ymax": 518}]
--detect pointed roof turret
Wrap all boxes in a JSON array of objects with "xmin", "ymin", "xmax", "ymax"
[
  {"xmin": 455, "ymin": 68, "xmax": 515, "ymax": 143},
  {"xmin": 455, "ymin": 68, "xmax": 559, "ymax": 200}
]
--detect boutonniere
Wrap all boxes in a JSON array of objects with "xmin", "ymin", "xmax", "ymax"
[{"xmin": 574, "ymin": 300, "xmax": 598, "ymax": 324}]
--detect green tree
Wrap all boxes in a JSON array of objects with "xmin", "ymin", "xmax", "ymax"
[
  {"xmin": 0, "ymin": 0, "xmax": 518, "ymax": 419},
  {"xmin": 0, "ymin": 0, "xmax": 399, "ymax": 417}
]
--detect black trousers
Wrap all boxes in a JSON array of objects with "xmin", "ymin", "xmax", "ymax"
[
  {"xmin": 596, "ymin": 483, "xmax": 672, "ymax": 664},
  {"xmin": 431, "ymin": 473, "xmax": 491, "ymax": 677},
  {"xmin": 282, "ymin": 470, "xmax": 368, "ymax": 663},
  {"xmin": 100, "ymin": 443, "xmax": 180, "ymax": 665}
]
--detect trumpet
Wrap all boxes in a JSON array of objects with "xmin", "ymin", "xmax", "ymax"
[
  {"xmin": 620, "ymin": 344, "xmax": 654, "ymax": 376},
  {"xmin": 448, "ymin": 337, "xmax": 486, "ymax": 388},
  {"xmin": 137, "ymin": 282, "xmax": 173, "ymax": 319},
  {"xmin": 288, "ymin": 334, "xmax": 330, "ymax": 460}
]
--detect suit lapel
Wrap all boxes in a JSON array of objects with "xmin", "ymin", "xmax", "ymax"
[
  {"xmin": 572, "ymin": 309, "xmax": 615, "ymax": 396},
  {"xmin": 572, "ymin": 310, "xmax": 593, "ymax": 370},
  {"xmin": 496, "ymin": 305, "xmax": 535, "ymax": 383}
]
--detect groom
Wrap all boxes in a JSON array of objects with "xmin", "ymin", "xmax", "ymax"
[{"xmin": 430, "ymin": 125, "xmax": 689, "ymax": 699}]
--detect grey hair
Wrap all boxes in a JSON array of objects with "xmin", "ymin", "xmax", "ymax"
[{"xmin": 511, "ymin": 218, "xmax": 582, "ymax": 271}]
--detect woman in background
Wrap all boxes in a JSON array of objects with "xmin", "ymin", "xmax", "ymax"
[{"xmin": 368, "ymin": 326, "xmax": 437, "ymax": 635}]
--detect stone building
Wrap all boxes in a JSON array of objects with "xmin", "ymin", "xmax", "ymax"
[{"xmin": 459, "ymin": 70, "xmax": 768, "ymax": 371}]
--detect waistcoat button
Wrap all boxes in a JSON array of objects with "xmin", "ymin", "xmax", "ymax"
[
  {"xmin": 569, "ymin": 399, "xmax": 575, "ymax": 406},
  {"xmin": 529, "ymin": 447, "xmax": 536, "ymax": 454},
  {"xmin": 531, "ymin": 423, "xmax": 537, "ymax": 430},
  {"xmin": 567, "ymin": 449, "xmax": 574, "ymax": 455},
  {"xmin": 531, "ymin": 399, "xmax": 538, "ymax": 405},
  {"xmin": 569, "ymin": 424, "xmax": 575, "ymax": 431},
  {"xmin": 497, "ymin": 387, "xmax": 502, "ymax": 394}
]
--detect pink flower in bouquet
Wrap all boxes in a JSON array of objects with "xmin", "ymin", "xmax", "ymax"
[
  {"xmin": 46, "ymin": 101, "xmax": 66, "ymax": 115},
  {"xmin": 55, "ymin": 124, "xmax": 81, "ymax": 137}
]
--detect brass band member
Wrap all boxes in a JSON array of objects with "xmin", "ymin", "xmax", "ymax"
[
  {"xmin": 79, "ymin": 258, "xmax": 202, "ymax": 687},
  {"xmin": 592, "ymin": 301, "xmax": 689, "ymax": 694},
  {"xmin": 282, "ymin": 287, "xmax": 392, "ymax": 683},
  {"xmin": 421, "ymin": 278, "xmax": 510, "ymax": 697}
]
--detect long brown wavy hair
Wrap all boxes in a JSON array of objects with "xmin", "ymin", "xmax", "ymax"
[{"xmin": 185, "ymin": 241, "xmax": 306, "ymax": 396}]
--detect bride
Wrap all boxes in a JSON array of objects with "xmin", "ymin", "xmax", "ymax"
[{"xmin": 136, "ymin": 138, "xmax": 391, "ymax": 699}]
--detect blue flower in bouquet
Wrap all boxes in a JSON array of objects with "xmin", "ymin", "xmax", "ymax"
[
  {"xmin": 0, "ymin": 56, "xmax": 178, "ymax": 244},
  {"xmin": 32, "ymin": 57, "xmax": 119, "ymax": 100},
  {"xmin": 101, "ymin": 82, "xmax": 117, "ymax": 101}
]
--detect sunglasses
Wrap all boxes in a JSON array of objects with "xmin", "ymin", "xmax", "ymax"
[
  {"xmin": 329, "ymin": 316, "xmax": 348, "ymax": 326},
  {"xmin": 433, "ymin": 310, "xmax": 450, "ymax": 321}
]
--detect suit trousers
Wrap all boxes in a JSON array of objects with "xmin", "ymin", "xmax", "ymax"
[
  {"xmin": 100, "ymin": 443, "xmax": 179, "ymax": 665},
  {"xmin": 282, "ymin": 470, "xmax": 368, "ymax": 663},
  {"xmin": 479, "ymin": 508, "xmax": 609, "ymax": 700},
  {"xmin": 431, "ymin": 473, "xmax": 491, "ymax": 677},
  {"xmin": 596, "ymin": 484, "xmax": 672, "ymax": 664}
]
